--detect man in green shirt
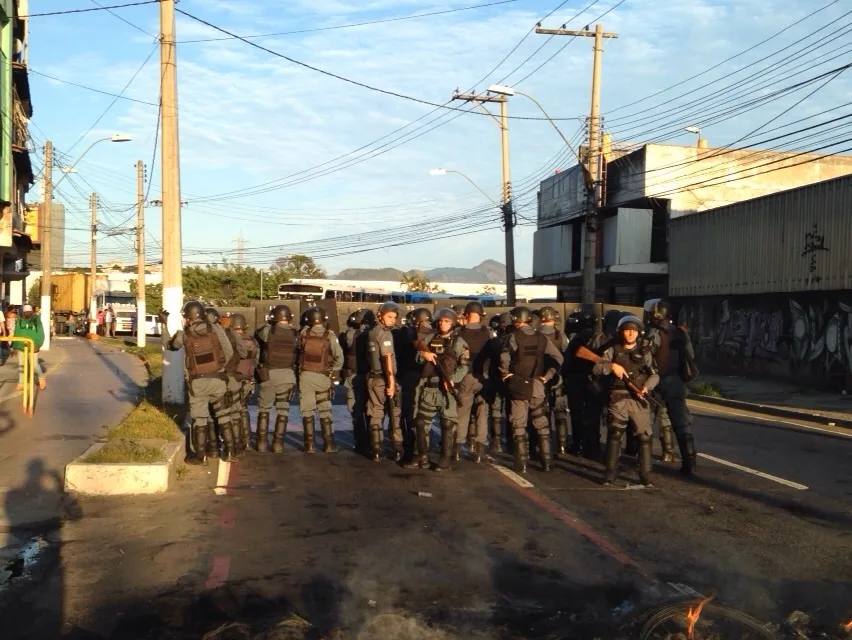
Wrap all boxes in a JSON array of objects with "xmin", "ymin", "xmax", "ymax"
[{"xmin": 13, "ymin": 305, "xmax": 46, "ymax": 390}]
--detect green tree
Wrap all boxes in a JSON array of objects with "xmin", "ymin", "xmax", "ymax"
[
  {"xmin": 272, "ymin": 254, "xmax": 326, "ymax": 279},
  {"xmin": 400, "ymin": 273, "xmax": 444, "ymax": 293},
  {"xmin": 478, "ymin": 284, "xmax": 497, "ymax": 295},
  {"xmin": 129, "ymin": 280, "xmax": 163, "ymax": 311},
  {"xmin": 27, "ymin": 278, "xmax": 40, "ymax": 306}
]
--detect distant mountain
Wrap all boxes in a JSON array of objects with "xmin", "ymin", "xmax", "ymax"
[{"xmin": 333, "ymin": 261, "xmax": 520, "ymax": 284}]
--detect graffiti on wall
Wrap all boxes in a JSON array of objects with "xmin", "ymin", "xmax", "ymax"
[{"xmin": 676, "ymin": 294, "xmax": 852, "ymax": 385}]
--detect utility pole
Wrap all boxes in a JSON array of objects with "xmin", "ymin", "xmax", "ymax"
[
  {"xmin": 136, "ymin": 160, "xmax": 146, "ymax": 348},
  {"xmin": 234, "ymin": 231, "xmax": 246, "ymax": 266},
  {"xmin": 40, "ymin": 141, "xmax": 53, "ymax": 350},
  {"xmin": 160, "ymin": 0, "xmax": 184, "ymax": 403},
  {"xmin": 536, "ymin": 23, "xmax": 617, "ymax": 303},
  {"xmin": 451, "ymin": 91, "xmax": 516, "ymax": 305},
  {"xmin": 88, "ymin": 193, "xmax": 98, "ymax": 338}
]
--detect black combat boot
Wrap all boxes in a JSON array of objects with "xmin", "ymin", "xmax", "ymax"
[
  {"xmin": 513, "ymin": 434, "xmax": 529, "ymax": 473},
  {"xmin": 602, "ymin": 429, "xmax": 623, "ymax": 486},
  {"xmin": 186, "ymin": 421, "xmax": 208, "ymax": 465},
  {"xmin": 555, "ymin": 417, "xmax": 569, "ymax": 457},
  {"xmin": 637, "ymin": 433, "xmax": 654, "ymax": 486},
  {"xmin": 538, "ymin": 432, "xmax": 553, "ymax": 472},
  {"xmin": 353, "ymin": 414, "xmax": 369, "ymax": 455},
  {"xmin": 660, "ymin": 424, "xmax": 675, "ymax": 463},
  {"xmin": 679, "ymin": 434, "xmax": 697, "ymax": 476},
  {"xmin": 369, "ymin": 422, "xmax": 384, "ymax": 462},
  {"xmin": 221, "ymin": 421, "xmax": 237, "ymax": 462},
  {"xmin": 255, "ymin": 412, "xmax": 270, "ymax": 452},
  {"xmin": 473, "ymin": 441, "xmax": 486, "ymax": 464},
  {"xmin": 404, "ymin": 419, "xmax": 430, "ymax": 469},
  {"xmin": 453, "ymin": 434, "xmax": 463, "ymax": 462},
  {"xmin": 435, "ymin": 419, "xmax": 455, "ymax": 471},
  {"xmin": 624, "ymin": 430, "xmax": 638, "ymax": 457},
  {"xmin": 271, "ymin": 414, "xmax": 287, "ymax": 453},
  {"xmin": 391, "ymin": 444, "xmax": 403, "ymax": 463},
  {"xmin": 240, "ymin": 411, "xmax": 251, "ymax": 452},
  {"xmin": 206, "ymin": 422, "xmax": 219, "ymax": 459},
  {"xmin": 489, "ymin": 415, "xmax": 503, "ymax": 454},
  {"xmin": 302, "ymin": 416, "xmax": 316, "ymax": 454},
  {"xmin": 320, "ymin": 418, "xmax": 339, "ymax": 453}
]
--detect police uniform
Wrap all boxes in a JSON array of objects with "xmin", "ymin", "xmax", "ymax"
[
  {"xmin": 299, "ymin": 322, "xmax": 345, "ymax": 453},
  {"xmin": 223, "ymin": 324, "xmax": 251, "ymax": 453},
  {"xmin": 366, "ymin": 322, "xmax": 402, "ymax": 461},
  {"xmin": 163, "ymin": 311, "xmax": 235, "ymax": 464},
  {"xmin": 340, "ymin": 317, "xmax": 369, "ymax": 453},
  {"xmin": 593, "ymin": 318, "xmax": 660, "ymax": 486},
  {"xmin": 455, "ymin": 321, "xmax": 496, "ymax": 462},
  {"xmin": 564, "ymin": 329, "xmax": 607, "ymax": 457},
  {"xmin": 539, "ymin": 322, "xmax": 570, "ymax": 454},
  {"xmin": 499, "ymin": 311, "xmax": 564, "ymax": 473},
  {"xmin": 394, "ymin": 319, "xmax": 428, "ymax": 461},
  {"xmin": 256, "ymin": 321, "xmax": 299, "ymax": 452},
  {"xmin": 408, "ymin": 327, "xmax": 469, "ymax": 470}
]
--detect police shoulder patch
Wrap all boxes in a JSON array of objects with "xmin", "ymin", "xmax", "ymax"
[{"xmin": 382, "ymin": 340, "xmax": 393, "ymax": 347}]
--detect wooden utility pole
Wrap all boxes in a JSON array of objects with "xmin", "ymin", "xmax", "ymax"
[
  {"xmin": 536, "ymin": 24, "xmax": 617, "ymax": 303},
  {"xmin": 40, "ymin": 141, "xmax": 53, "ymax": 350},
  {"xmin": 88, "ymin": 193, "xmax": 98, "ymax": 338},
  {"xmin": 450, "ymin": 91, "xmax": 516, "ymax": 305},
  {"xmin": 160, "ymin": 0, "xmax": 184, "ymax": 403},
  {"xmin": 136, "ymin": 160, "xmax": 146, "ymax": 348}
]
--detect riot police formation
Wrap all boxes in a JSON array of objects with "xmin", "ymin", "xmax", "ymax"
[
  {"xmin": 160, "ymin": 301, "xmax": 236, "ymax": 464},
  {"xmin": 160, "ymin": 297, "xmax": 698, "ymax": 487}
]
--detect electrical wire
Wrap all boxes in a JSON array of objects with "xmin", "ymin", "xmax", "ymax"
[
  {"xmin": 24, "ymin": 1, "xmax": 161, "ymax": 18},
  {"xmin": 29, "ymin": 69, "xmax": 159, "ymax": 106},
  {"xmin": 89, "ymin": 0, "xmax": 156, "ymax": 37}
]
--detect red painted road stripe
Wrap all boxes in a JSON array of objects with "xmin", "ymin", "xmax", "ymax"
[
  {"xmin": 498, "ymin": 472, "xmax": 650, "ymax": 578},
  {"xmin": 219, "ymin": 504, "xmax": 238, "ymax": 530},
  {"xmin": 205, "ymin": 459, "xmax": 241, "ymax": 590},
  {"xmin": 205, "ymin": 555, "xmax": 231, "ymax": 589}
]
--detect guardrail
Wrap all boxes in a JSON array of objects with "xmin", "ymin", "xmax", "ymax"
[{"xmin": 1, "ymin": 336, "xmax": 35, "ymax": 416}]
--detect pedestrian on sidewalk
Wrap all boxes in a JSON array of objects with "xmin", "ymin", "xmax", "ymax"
[
  {"xmin": 65, "ymin": 312, "xmax": 77, "ymax": 336},
  {"xmin": 96, "ymin": 308, "xmax": 104, "ymax": 336},
  {"xmin": 106, "ymin": 307, "xmax": 116, "ymax": 338},
  {"xmin": 13, "ymin": 304, "xmax": 46, "ymax": 390}
]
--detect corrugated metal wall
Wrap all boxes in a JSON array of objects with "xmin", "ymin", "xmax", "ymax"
[
  {"xmin": 669, "ymin": 174, "xmax": 852, "ymax": 296},
  {"xmin": 532, "ymin": 225, "xmax": 573, "ymax": 277}
]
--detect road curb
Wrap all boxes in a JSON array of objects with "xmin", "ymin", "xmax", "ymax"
[{"xmin": 689, "ymin": 393, "xmax": 852, "ymax": 429}]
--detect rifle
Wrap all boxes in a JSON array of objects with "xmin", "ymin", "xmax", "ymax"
[
  {"xmin": 415, "ymin": 339, "xmax": 462, "ymax": 405},
  {"xmin": 574, "ymin": 345, "xmax": 662, "ymax": 409}
]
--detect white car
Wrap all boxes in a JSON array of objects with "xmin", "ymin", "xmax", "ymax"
[{"xmin": 144, "ymin": 314, "xmax": 162, "ymax": 336}]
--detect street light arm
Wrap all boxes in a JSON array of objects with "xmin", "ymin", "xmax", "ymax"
[
  {"xmin": 513, "ymin": 90, "xmax": 580, "ymax": 159},
  {"xmin": 446, "ymin": 170, "xmax": 501, "ymax": 207},
  {"xmin": 53, "ymin": 137, "xmax": 111, "ymax": 190}
]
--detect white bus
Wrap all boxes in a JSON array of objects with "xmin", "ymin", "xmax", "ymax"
[{"xmin": 277, "ymin": 282, "xmax": 391, "ymax": 303}]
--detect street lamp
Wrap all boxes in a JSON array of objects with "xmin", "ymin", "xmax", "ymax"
[
  {"xmin": 429, "ymin": 168, "xmax": 500, "ymax": 207},
  {"xmin": 685, "ymin": 126, "xmax": 702, "ymax": 146},
  {"xmin": 55, "ymin": 134, "xmax": 132, "ymax": 191}
]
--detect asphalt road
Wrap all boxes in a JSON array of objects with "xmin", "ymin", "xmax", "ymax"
[{"xmin": 1, "ymin": 402, "xmax": 850, "ymax": 639}]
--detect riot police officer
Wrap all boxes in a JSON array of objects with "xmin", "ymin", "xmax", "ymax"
[
  {"xmin": 644, "ymin": 299, "xmax": 698, "ymax": 476},
  {"xmin": 255, "ymin": 304, "xmax": 299, "ymax": 453},
  {"xmin": 593, "ymin": 315, "xmax": 659, "ymax": 486},
  {"xmin": 451, "ymin": 304, "xmax": 467, "ymax": 328},
  {"xmin": 538, "ymin": 306, "xmax": 570, "ymax": 455},
  {"xmin": 340, "ymin": 308, "xmax": 370, "ymax": 453},
  {"xmin": 499, "ymin": 307, "xmax": 564, "ymax": 473},
  {"xmin": 455, "ymin": 301, "xmax": 495, "ymax": 463},
  {"xmin": 160, "ymin": 301, "xmax": 235, "ymax": 464},
  {"xmin": 221, "ymin": 313, "xmax": 251, "ymax": 454},
  {"xmin": 408, "ymin": 308, "xmax": 469, "ymax": 471},
  {"xmin": 395, "ymin": 307, "xmax": 432, "ymax": 462},
  {"xmin": 299, "ymin": 307, "xmax": 344, "ymax": 454},
  {"xmin": 564, "ymin": 307, "xmax": 607, "ymax": 457},
  {"xmin": 226, "ymin": 313, "xmax": 258, "ymax": 454},
  {"xmin": 488, "ymin": 311, "xmax": 513, "ymax": 453},
  {"xmin": 366, "ymin": 301, "xmax": 403, "ymax": 462}
]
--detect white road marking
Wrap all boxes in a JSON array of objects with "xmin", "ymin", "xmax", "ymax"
[
  {"xmin": 692, "ymin": 403, "xmax": 852, "ymax": 438},
  {"xmin": 697, "ymin": 453, "xmax": 809, "ymax": 490},
  {"xmin": 214, "ymin": 459, "xmax": 231, "ymax": 495},
  {"xmin": 490, "ymin": 463, "xmax": 534, "ymax": 488}
]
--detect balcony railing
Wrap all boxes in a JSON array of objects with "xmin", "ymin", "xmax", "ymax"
[{"xmin": 12, "ymin": 88, "xmax": 28, "ymax": 152}]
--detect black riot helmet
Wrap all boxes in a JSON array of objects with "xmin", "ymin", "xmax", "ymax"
[
  {"xmin": 412, "ymin": 307, "xmax": 433, "ymax": 326},
  {"xmin": 270, "ymin": 304, "xmax": 293, "ymax": 323},
  {"xmin": 644, "ymin": 298, "xmax": 673, "ymax": 327},
  {"xmin": 617, "ymin": 315, "xmax": 644, "ymax": 334},
  {"xmin": 347, "ymin": 309, "xmax": 365, "ymax": 329},
  {"xmin": 229, "ymin": 313, "xmax": 247, "ymax": 330},
  {"xmin": 404, "ymin": 310, "xmax": 415, "ymax": 327},
  {"xmin": 182, "ymin": 300, "xmax": 205, "ymax": 321},
  {"xmin": 204, "ymin": 307, "xmax": 220, "ymax": 325},
  {"xmin": 464, "ymin": 301, "xmax": 485, "ymax": 318},
  {"xmin": 378, "ymin": 301, "xmax": 401, "ymax": 319},
  {"xmin": 510, "ymin": 306, "xmax": 533, "ymax": 325},
  {"xmin": 565, "ymin": 307, "xmax": 595, "ymax": 334},
  {"xmin": 434, "ymin": 307, "xmax": 457, "ymax": 326},
  {"xmin": 603, "ymin": 310, "xmax": 628, "ymax": 338},
  {"xmin": 529, "ymin": 310, "xmax": 542, "ymax": 331},
  {"xmin": 451, "ymin": 304, "xmax": 466, "ymax": 316},
  {"xmin": 305, "ymin": 306, "xmax": 327, "ymax": 326},
  {"xmin": 361, "ymin": 309, "xmax": 376, "ymax": 328},
  {"xmin": 538, "ymin": 306, "xmax": 559, "ymax": 323}
]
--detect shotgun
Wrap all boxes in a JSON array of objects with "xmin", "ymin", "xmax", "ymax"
[
  {"xmin": 574, "ymin": 345, "xmax": 662, "ymax": 409},
  {"xmin": 415, "ymin": 339, "xmax": 462, "ymax": 404}
]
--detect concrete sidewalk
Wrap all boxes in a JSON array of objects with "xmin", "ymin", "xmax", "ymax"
[
  {"xmin": 0, "ymin": 338, "xmax": 148, "ymax": 559},
  {"xmin": 690, "ymin": 373, "xmax": 852, "ymax": 428}
]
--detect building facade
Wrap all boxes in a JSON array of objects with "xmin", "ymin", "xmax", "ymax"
[
  {"xmin": 522, "ymin": 142, "xmax": 852, "ymax": 305},
  {"xmin": 669, "ymin": 174, "xmax": 852, "ymax": 391},
  {"xmin": 0, "ymin": 0, "xmax": 33, "ymax": 305}
]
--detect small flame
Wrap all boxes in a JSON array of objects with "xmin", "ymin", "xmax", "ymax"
[
  {"xmin": 686, "ymin": 595, "xmax": 715, "ymax": 640},
  {"xmin": 844, "ymin": 619, "xmax": 852, "ymax": 633}
]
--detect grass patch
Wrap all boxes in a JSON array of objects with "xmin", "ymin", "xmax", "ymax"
[
  {"xmin": 100, "ymin": 337, "xmax": 164, "ymax": 381},
  {"xmin": 175, "ymin": 464, "xmax": 189, "ymax": 481},
  {"xmin": 689, "ymin": 381, "xmax": 724, "ymax": 397},
  {"xmin": 84, "ymin": 439, "xmax": 165, "ymax": 464},
  {"xmin": 108, "ymin": 401, "xmax": 183, "ymax": 442}
]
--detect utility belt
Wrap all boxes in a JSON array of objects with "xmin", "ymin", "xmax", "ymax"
[
  {"xmin": 190, "ymin": 371, "xmax": 227, "ymax": 382},
  {"xmin": 421, "ymin": 376, "xmax": 443, "ymax": 388}
]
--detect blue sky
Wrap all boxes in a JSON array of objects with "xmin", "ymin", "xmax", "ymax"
[{"xmin": 28, "ymin": 0, "xmax": 852, "ymax": 275}]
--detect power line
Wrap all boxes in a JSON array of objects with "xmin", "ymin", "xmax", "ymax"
[
  {"xmin": 89, "ymin": 0, "xmax": 156, "ymax": 37},
  {"xmin": 24, "ymin": 0, "xmax": 162, "ymax": 18},
  {"xmin": 29, "ymin": 69, "xmax": 159, "ymax": 106},
  {"xmin": 179, "ymin": 0, "xmax": 520, "ymax": 43}
]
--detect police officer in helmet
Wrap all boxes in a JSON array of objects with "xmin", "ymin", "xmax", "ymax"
[
  {"xmin": 455, "ymin": 300, "xmax": 495, "ymax": 463},
  {"xmin": 537, "ymin": 306, "xmax": 570, "ymax": 456},
  {"xmin": 499, "ymin": 306, "xmax": 564, "ymax": 473},
  {"xmin": 299, "ymin": 307, "xmax": 344, "ymax": 454},
  {"xmin": 366, "ymin": 301, "xmax": 403, "ymax": 462},
  {"xmin": 593, "ymin": 315, "xmax": 659, "ymax": 486},
  {"xmin": 395, "ymin": 307, "xmax": 432, "ymax": 463},
  {"xmin": 226, "ymin": 313, "xmax": 259, "ymax": 454},
  {"xmin": 160, "ymin": 301, "xmax": 236, "ymax": 464},
  {"xmin": 564, "ymin": 306, "xmax": 607, "ymax": 457},
  {"xmin": 219, "ymin": 312, "xmax": 251, "ymax": 455},
  {"xmin": 340, "ymin": 308, "xmax": 371, "ymax": 453},
  {"xmin": 255, "ymin": 304, "xmax": 299, "ymax": 453}
]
